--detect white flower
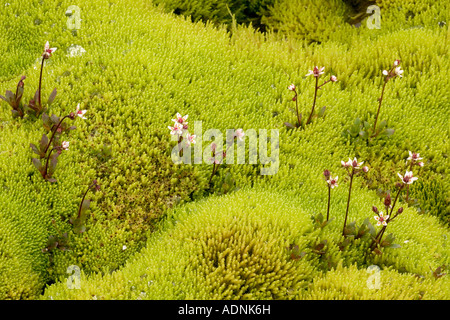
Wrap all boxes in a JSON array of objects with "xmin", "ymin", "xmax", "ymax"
[
  {"xmin": 288, "ymin": 84, "xmax": 296, "ymax": 91},
  {"xmin": 43, "ymin": 41, "xmax": 57, "ymax": 58},
  {"xmin": 306, "ymin": 66, "xmax": 325, "ymax": 77},
  {"xmin": 330, "ymin": 75, "xmax": 337, "ymax": 82},
  {"xmin": 418, "ymin": 162, "xmax": 424, "ymax": 167},
  {"xmin": 122, "ymin": 245, "xmax": 127, "ymax": 250},
  {"xmin": 397, "ymin": 171, "xmax": 418, "ymax": 184},
  {"xmin": 382, "ymin": 70, "xmax": 389, "ymax": 76},
  {"xmin": 341, "ymin": 157, "xmax": 364, "ymax": 169},
  {"xmin": 172, "ymin": 113, "xmax": 188, "ymax": 125},
  {"xmin": 341, "ymin": 159, "xmax": 351, "ymax": 168},
  {"xmin": 168, "ymin": 123, "xmax": 182, "ymax": 136},
  {"xmin": 394, "ymin": 66, "xmax": 403, "ymax": 78},
  {"xmin": 234, "ymin": 129, "xmax": 245, "ymax": 141},
  {"xmin": 61, "ymin": 141, "xmax": 69, "ymax": 150},
  {"xmin": 327, "ymin": 176, "xmax": 338, "ymax": 189},
  {"xmin": 75, "ymin": 104, "xmax": 87, "ymax": 119},
  {"xmin": 394, "ymin": 59, "xmax": 400, "ymax": 66},
  {"xmin": 407, "ymin": 151, "xmax": 423, "ymax": 162},
  {"xmin": 374, "ymin": 212, "xmax": 389, "ymax": 226},
  {"xmin": 185, "ymin": 133, "xmax": 196, "ymax": 146}
]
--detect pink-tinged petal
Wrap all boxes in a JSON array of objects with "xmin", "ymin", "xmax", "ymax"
[
  {"xmin": 382, "ymin": 221, "xmax": 388, "ymax": 226},
  {"xmin": 376, "ymin": 221, "xmax": 381, "ymax": 226},
  {"xmin": 374, "ymin": 216, "xmax": 380, "ymax": 221},
  {"xmin": 45, "ymin": 41, "xmax": 50, "ymax": 51},
  {"xmin": 397, "ymin": 172, "xmax": 403, "ymax": 180},
  {"xmin": 418, "ymin": 162, "xmax": 424, "ymax": 167}
]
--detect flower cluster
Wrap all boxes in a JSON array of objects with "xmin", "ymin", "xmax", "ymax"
[
  {"xmin": 369, "ymin": 150, "xmax": 421, "ymax": 253},
  {"xmin": 1, "ymin": 41, "xmax": 59, "ymax": 118},
  {"xmin": 168, "ymin": 113, "xmax": 196, "ymax": 148},
  {"xmin": 371, "ymin": 59, "xmax": 404, "ymax": 138},
  {"xmin": 341, "ymin": 157, "xmax": 369, "ymax": 235},
  {"xmin": 31, "ymin": 104, "xmax": 87, "ymax": 182},
  {"xmin": 285, "ymin": 66, "xmax": 337, "ymax": 129}
]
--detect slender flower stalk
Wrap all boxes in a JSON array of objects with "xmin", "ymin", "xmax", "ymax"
[
  {"xmin": 38, "ymin": 41, "xmax": 57, "ymax": 110},
  {"xmin": 371, "ymin": 59, "xmax": 403, "ymax": 138},
  {"xmin": 324, "ymin": 169, "xmax": 338, "ymax": 221},
  {"xmin": 305, "ymin": 67, "xmax": 337, "ymax": 125},
  {"xmin": 405, "ymin": 151, "xmax": 424, "ymax": 201},
  {"xmin": 77, "ymin": 180, "xmax": 100, "ymax": 219},
  {"xmin": 288, "ymin": 84, "xmax": 301, "ymax": 127},
  {"xmin": 341, "ymin": 158, "xmax": 368, "ymax": 235}
]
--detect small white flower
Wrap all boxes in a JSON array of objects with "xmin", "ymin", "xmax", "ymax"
[
  {"xmin": 288, "ymin": 84, "xmax": 296, "ymax": 91},
  {"xmin": 341, "ymin": 159, "xmax": 351, "ymax": 168},
  {"xmin": 122, "ymin": 245, "xmax": 127, "ymax": 250},
  {"xmin": 61, "ymin": 141, "xmax": 69, "ymax": 150},
  {"xmin": 306, "ymin": 66, "xmax": 325, "ymax": 77},
  {"xmin": 75, "ymin": 104, "xmax": 87, "ymax": 119},
  {"xmin": 172, "ymin": 113, "xmax": 188, "ymax": 125},
  {"xmin": 234, "ymin": 129, "xmax": 245, "ymax": 141},
  {"xmin": 327, "ymin": 176, "xmax": 338, "ymax": 189},
  {"xmin": 185, "ymin": 133, "xmax": 196, "ymax": 146},
  {"xmin": 382, "ymin": 70, "xmax": 389, "ymax": 76},
  {"xmin": 394, "ymin": 59, "xmax": 400, "ymax": 66},
  {"xmin": 350, "ymin": 157, "xmax": 363, "ymax": 169},
  {"xmin": 394, "ymin": 66, "xmax": 403, "ymax": 78},
  {"xmin": 168, "ymin": 123, "xmax": 183, "ymax": 136},
  {"xmin": 407, "ymin": 151, "xmax": 423, "ymax": 162},
  {"xmin": 330, "ymin": 75, "xmax": 337, "ymax": 82},
  {"xmin": 397, "ymin": 171, "xmax": 418, "ymax": 184},
  {"xmin": 43, "ymin": 41, "xmax": 57, "ymax": 58},
  {"xmin": 374, "ymin": 212, "xmax": 389, "ymax": 226},
  {"xmin": 418, "ymin": 162, "xmax": 424, "ymax": 167}
]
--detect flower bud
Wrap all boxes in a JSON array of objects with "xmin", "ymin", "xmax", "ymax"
[
  {"xmin": 363, "ymin": 166, "xmax": 369, "ymax": 173},
  {"xmin": 397, "ymin": 207, "xmax": 404, "ymax": 214},
  {"xmin": 323, "ymin": 169, "xmax": 331, "ymax": 179},
  {"xmin": 372, "ymin": 206, "xmax": 379, "ymax": 214},
  {"xmin": 384, "ymin": 193, "xmax": 391, "ymax": 207}
]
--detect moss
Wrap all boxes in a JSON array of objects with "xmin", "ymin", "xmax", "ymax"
[
  {"xmin": 0, "ymin": 0, "xmax": 448, "ymax": 299},
  {"xmin": 41, "ymin": 189, "xmax": 450, "ymax": 299}
]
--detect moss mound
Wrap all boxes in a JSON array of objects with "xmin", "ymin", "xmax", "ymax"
[
  {"xmin": 41, "ymin": 189, "xmax": 449, "ymax": 299},
  {"xmin": 0, "ymin": 0, "xmax": 448, "ymax": 299}
]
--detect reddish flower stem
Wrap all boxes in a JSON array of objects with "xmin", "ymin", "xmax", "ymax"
[
  {"xmin": 306, "ymin": 77, "xmax": 319, "ymax": 125},
  {"xmin": 342, "ymin": 169, "xmax": 354, "ymax": 236}
]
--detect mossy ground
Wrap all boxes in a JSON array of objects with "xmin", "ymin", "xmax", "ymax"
[{"xmin": 0, "ymin": 0, "xmax": 449, "ymax": 299}]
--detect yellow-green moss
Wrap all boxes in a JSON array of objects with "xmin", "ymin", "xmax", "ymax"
[{"xmin": 0, "ymin": 0, "xmax": 448, "ymax": 299}]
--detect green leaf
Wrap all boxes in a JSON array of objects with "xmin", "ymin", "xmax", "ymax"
[
  {"xmin": 30, "ymin": 143, "xmax": 42, "ymax": 157},
  {"xmin": 284, "ymin": 122, "xmax": 296, "ymax": 129},
  {"xmin": 48, "ymin": 152, "xmax": 60, "ymax": 176},
  {"xmin": 386, "ymin": 243, "xmax": 401, "ymax": 249},
  {"xmin": 39, "ymin": 134, "xmax": 49, "ymax": 153},
  {"xmin": 359, "ymin": 130, "xmax": 368, "ymax": 139},
  {"xmin": 385, "ymin": 128, "xmax": 395, "ymax": 136},
  {"xmin": 50, "ymin": 114, "xmax": 60, "ymax": 125},
  {"xmin": 5, "ymin": 90, "xmax": 15, "ymax": 104},
  {"xmin": 318, "ymin": 106, "xmax": 326, "ymax": 117},
  {"xmin": 47, "ymin": 88, "xmax": 57, "ymax": 105},
  {"xmin": 32, "ymin": 158, "xmax": 42, "ymax": 171},
  {"xmin": 379, "ymin": 120, "xmax": 387, "ymax": 130},
  {"xmin": 79, "ymin": 199, "xmax": 91, "ymax": 218}
]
